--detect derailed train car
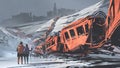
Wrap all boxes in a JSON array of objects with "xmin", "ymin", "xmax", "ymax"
[
  {"xmin": 59, "ymin": 12, "xmax": 106, "ymax": 53},
  {"xmin": 34, "ymin": 0, "xmax": 120, "ymax": 55}
]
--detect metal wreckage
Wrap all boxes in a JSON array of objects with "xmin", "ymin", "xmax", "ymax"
[{"xmin": 34, "ymin": 0, "xmax": 120, "ymax": 57}]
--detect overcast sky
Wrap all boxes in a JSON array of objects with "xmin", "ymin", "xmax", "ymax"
[{"xmin": 0, "ymin": 0, "xmax": 100, "ymax": 21}]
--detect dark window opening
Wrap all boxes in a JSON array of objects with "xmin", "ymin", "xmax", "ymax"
[
  {"xmin": 57, "ymin": 36, "xmax": 61, "ymax": 42},
  {"xmin": 119, "ymin": 1, "xmax": 120, "ymax": 11},
  {"xmin": 65, "ymin": 32, "xmax": 69, "ymax": 39},
  {"xmin": 85, "ymin": 24, "xmax": 89, "ymax": 33},
  {"xmin": 51, "ymin": 41, "xmax": 55, "ymax": 45},
  {"xmin": 46, "ymin": 45, "xmax": 48, "ymax": 48},
  {"xmin": 76, "ymin": 26, "xmax": 84, "ymax": 35},
  {"xmin": 69, "ymin": 29, "xmax": 75, "ymax": 37},
  {"xmin": 92, "ymin": 17, "xmax": 105, "ymax": 44},
  {"xmin": 111, "ymin": 26, "xmax": 120, "ymax": 46},
  {"xmin": 108, "ymin": 17, "xmax": 111, "ymax": 25}
]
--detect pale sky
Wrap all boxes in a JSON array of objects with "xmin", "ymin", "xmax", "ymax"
[{"xmin": 0, "ymin": 0, "xmax": 100, "ymax": 21}]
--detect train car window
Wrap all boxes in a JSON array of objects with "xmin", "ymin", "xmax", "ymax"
[
  {"xmin": 57, "ymin": 36, "xmax": 60, "ymax": 42},
  {"xmin": 46, "ymin": 44, "xmax": 48, "ymax": 48},
  {"xmin": 85, "ymin": 24, "xmax": 89, "ymax": 33},
  {"xmin": 51, "ymin": 41, "xmax": 55, "ymax": 45},
  {"xmin": 69, "ymin": 29, "xmax": 75, "ymax": 37},
  {"xmin": 65, "ymin": 32, "xmax": 69, "ymax": 39},
  {"xmin": 76, "ymin": 26, "xmax": 84, "ymax": 35},
  {"xmin": 47, "ymin": 44, "xmax": 49, "ymax": 47}
]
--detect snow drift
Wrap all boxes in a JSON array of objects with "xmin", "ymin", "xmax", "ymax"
[{"xmin": 0, "ymin": 27, "xmax": 32, "ymax": 57}]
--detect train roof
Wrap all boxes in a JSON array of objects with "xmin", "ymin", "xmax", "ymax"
[
  {"xmin": 62, "ymin": 11, "xmax": 106, "ymax": 30},
  {"xmin": 62, "ymin": 16, "xmax": 92, "ymax": 30}
]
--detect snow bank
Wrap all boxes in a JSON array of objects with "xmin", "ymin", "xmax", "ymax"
[
  {"xmin": 51, "ymin": 0, "xmax": 109, "ymax": 33},
  {"xmin": 36, "ymin": 19, "xmax": 55, "ymax": 32},
  {"xmin": 0, "ymin": 26, "xmax": 32, "ymax": 57}
]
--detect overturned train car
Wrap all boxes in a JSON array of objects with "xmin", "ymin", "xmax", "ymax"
[{"xmin": 35, "ymin": 0, "xmax": 120, "ymax": 54}]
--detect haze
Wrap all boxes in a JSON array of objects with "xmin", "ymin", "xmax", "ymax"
[{"xmin": 0, "ymin": 0, "xmax": 100, "ymax": 22}]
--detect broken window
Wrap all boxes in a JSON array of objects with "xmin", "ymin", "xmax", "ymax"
[
  {"xmin": 69, "ymin": 29, "xmax": 75, "ymax": 37},
  {"xmin": 65, "ymin": 32, "xmax": 69, "ymax": 39},
  {"xmin": 51, "ymin": 40, "xmax": 55, "ymax": 45},
  {"xmin": 76, "ymin": 26, "xmax": 84, "ymax": 35},
  {"xmin": 85, "ymin": 23, "xmax": 89, "ymax": 33},
  {"xmin": 57, "ymin": 36, "xmax": 61, "ymax": 42}
]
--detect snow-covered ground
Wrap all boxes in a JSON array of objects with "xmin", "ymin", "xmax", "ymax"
[
  {"xmin": 1, "ymin": 0, "xmax": 120, "ymax": 68},
  {"xmin": 1, "ymin": 54, "xmax": 120, "ymax": 68},
  {"xmin": 0, "ymin": 27, "xmax": 32, "ymax": 57},
  {"xmin": 0, "ymin": 55, "xmax": 89, "ymax": 68}
]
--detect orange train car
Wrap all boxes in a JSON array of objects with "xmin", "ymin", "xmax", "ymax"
[
  {"xmin": 34, "ymin": 35, "xmax": 59, "ymax": 54},
  {"xmin": 34, "ymin": 45, "xmax": 44, "ymax": 55},
  {"xmin": 34, "ymin": 0, "xmax": 120, "ymax": 54},
  {"xmin": 44, "ymin": 36, "xmax": 58, "ymax": 53},
  {"xmin": 105, "ymin": 0, "xmax": 120, "ymax": 46},
  {"xmin": 36, "ymin": 11, "xmax": 106, "ymax": 54},
  {"xmin": 59, "ymin": 12, "xmax": 106, "ymax": 53}
]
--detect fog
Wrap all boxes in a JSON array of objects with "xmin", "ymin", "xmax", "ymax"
[{"xmin": 0, "ymin": 0, "xmax": 100, "ymax": 21}]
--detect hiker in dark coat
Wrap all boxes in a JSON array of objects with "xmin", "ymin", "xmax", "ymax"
[{"xmin": 24, "ymin": 44, "xmax": 30, "ymax": 64}]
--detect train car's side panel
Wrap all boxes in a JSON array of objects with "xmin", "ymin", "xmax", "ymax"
[
  {"xmin": 105, "ymin": 0, "xmax": 120, "ymax": 39},
  {"xmin": 60, "ymin": 18, "xmax": 92, "ymax": 52}
]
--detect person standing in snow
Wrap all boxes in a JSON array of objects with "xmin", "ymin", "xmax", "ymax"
[
  {"xmin": 17, "ymin": 42, "xmax": 25, "ymax": 64},
  {"xmin": 24, "ymin": 44, "xmax": 30, "ymax": 64}
]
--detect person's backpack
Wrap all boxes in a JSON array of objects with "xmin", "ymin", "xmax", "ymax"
[{"xmin": 17, "ymin": 45, "xmax": 24, "ymax": 54}]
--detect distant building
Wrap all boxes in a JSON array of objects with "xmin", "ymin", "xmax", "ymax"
[
  {"xmin": 47, "ymin": 3, "xmax": 75, "ymax": 18},
  {"xmin": 2, "ymin": 12, "xmax": 47, "ymax": 23},
  {"xmin": 2, "ymin": 3, "xmax": 76, "ymax": 23},
  {"xmin": 12, "ymin": 13, "xmax": 32, "ymax": 22},
  {"xmin": 53, "ymin": 3, "xmax": 57, "ymax": 16}
]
